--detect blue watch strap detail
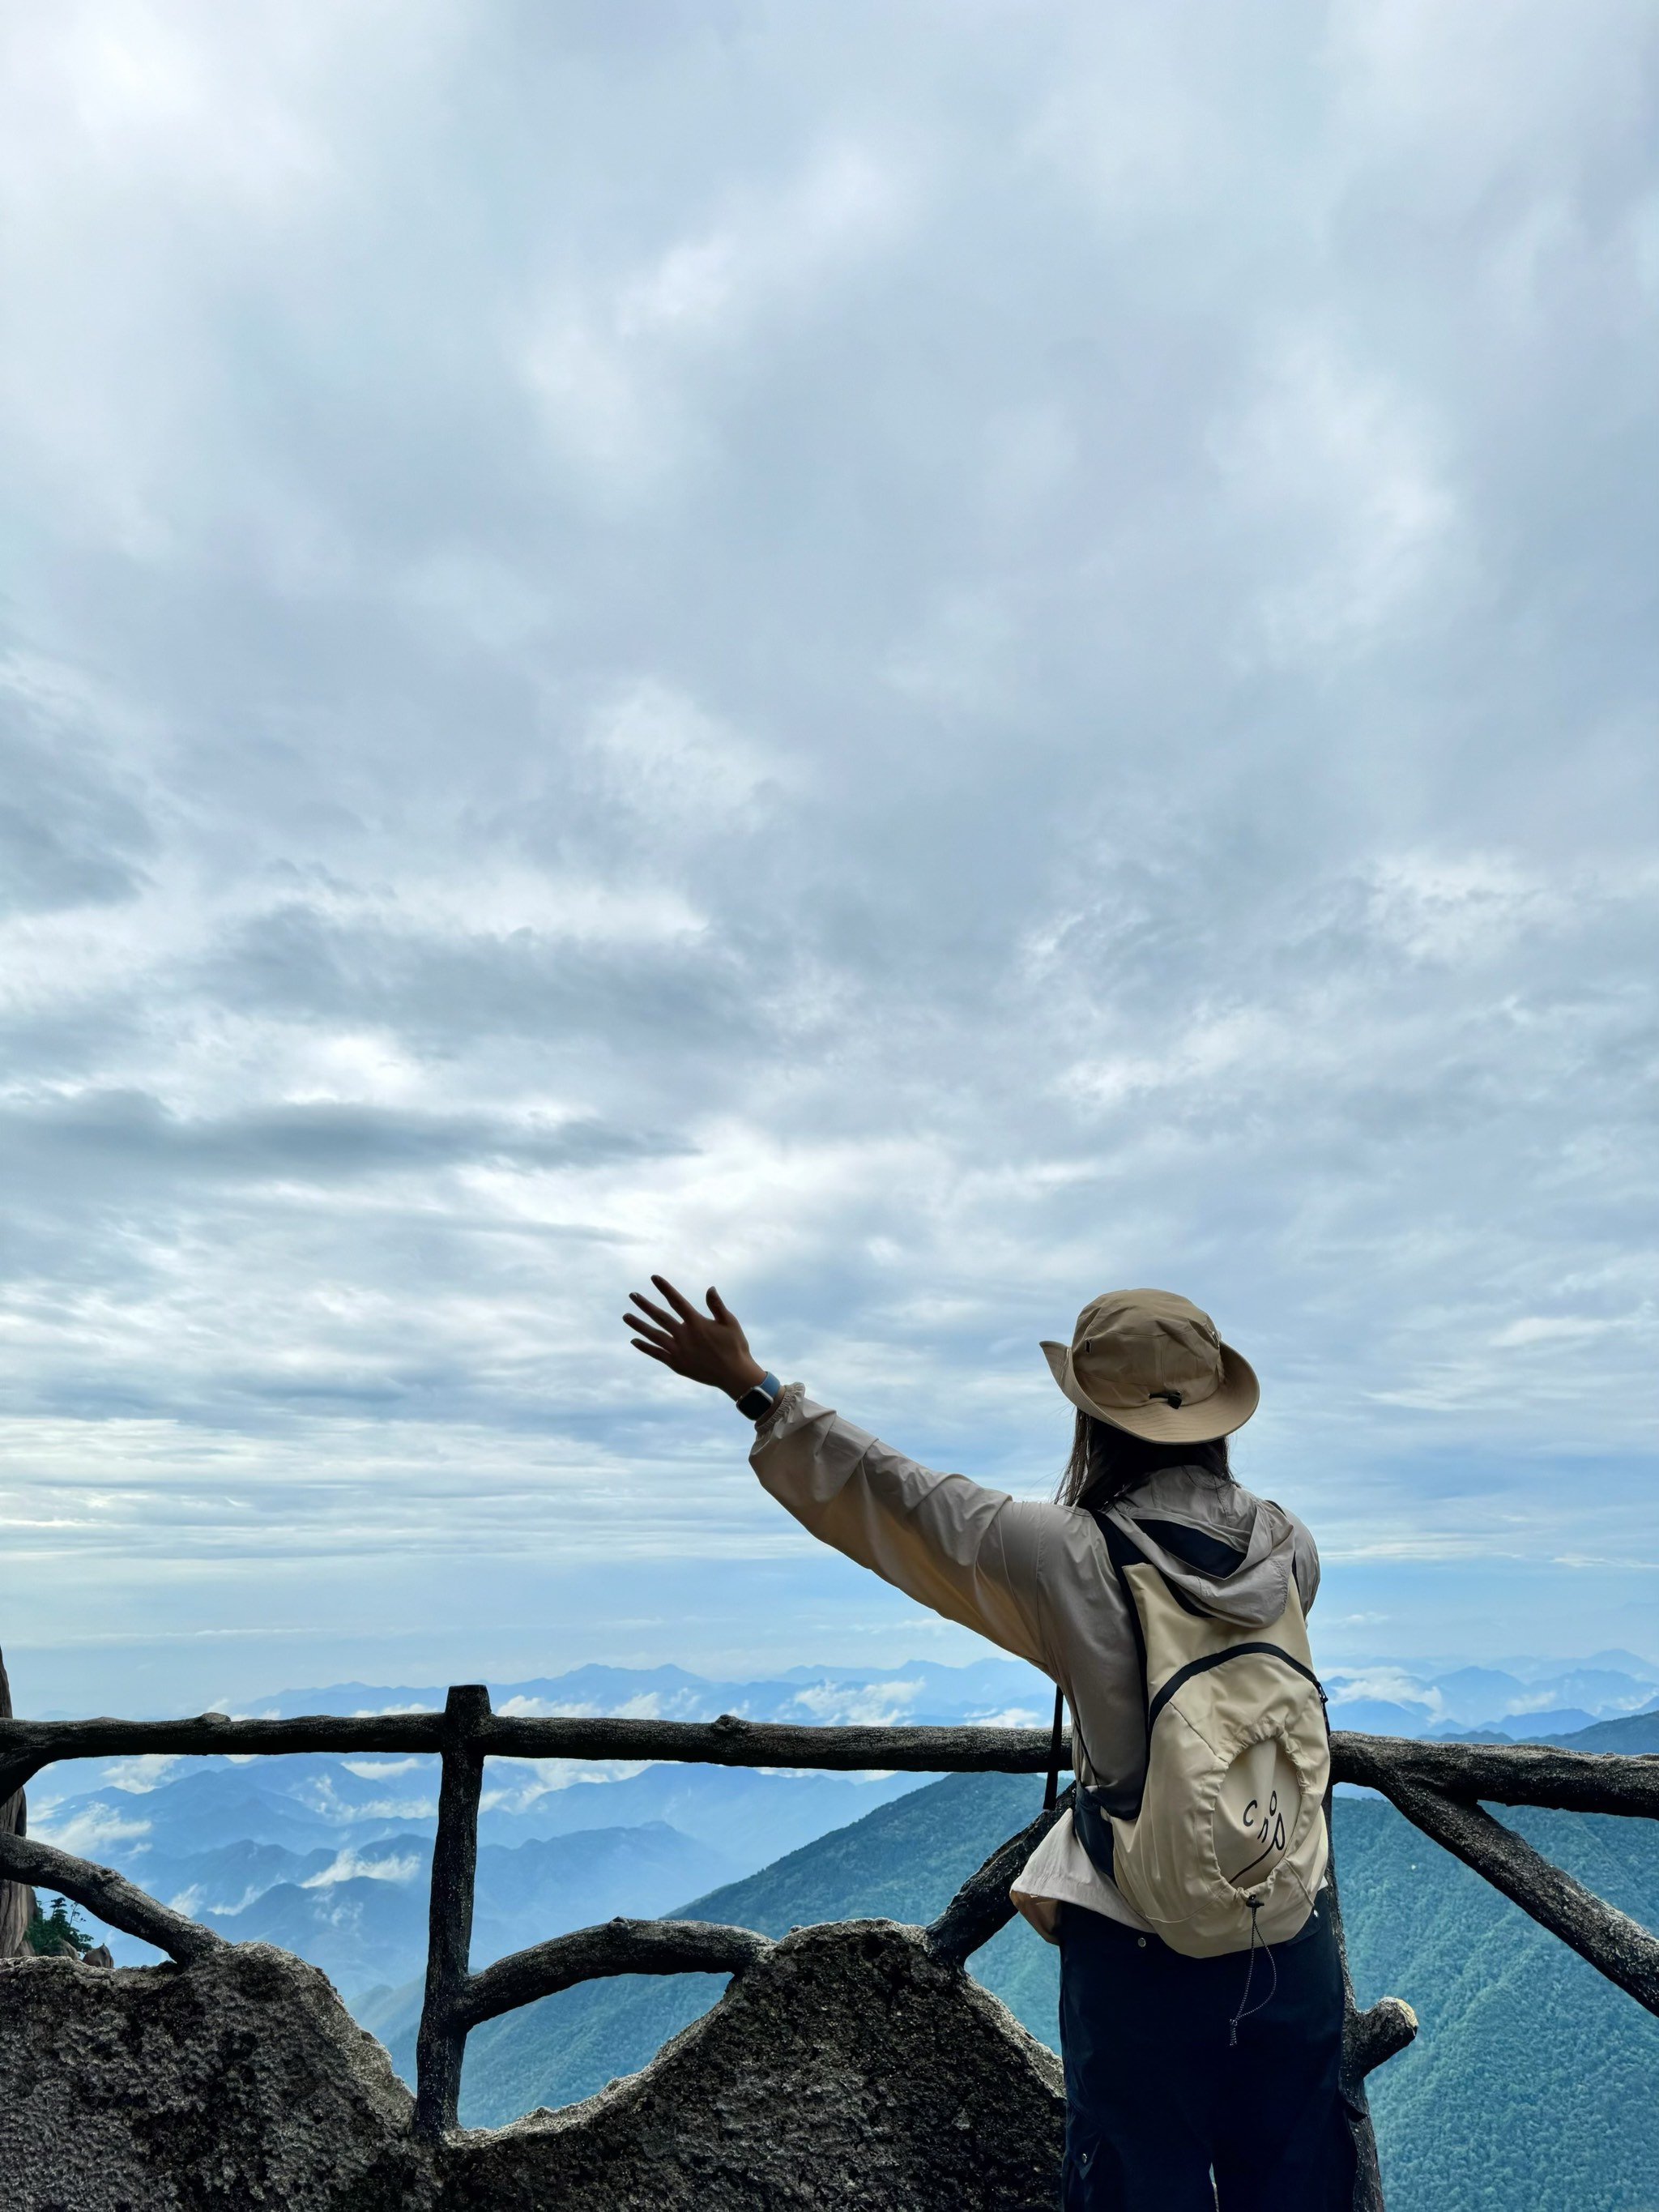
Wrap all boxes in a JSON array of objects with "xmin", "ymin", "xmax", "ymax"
[{"xmin": 735, "ymin": 1372, "xmax": 783, "ymax": 1421}]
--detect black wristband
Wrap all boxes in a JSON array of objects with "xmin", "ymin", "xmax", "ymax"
[{"xmin": 734, "ymin": 1372, "xmax": 783, "ymax": 1421}]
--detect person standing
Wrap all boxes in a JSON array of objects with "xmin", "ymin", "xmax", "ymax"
[{"xmin": 623, "ymin": 1275, "xmax": 1354, "ymax": 2211}]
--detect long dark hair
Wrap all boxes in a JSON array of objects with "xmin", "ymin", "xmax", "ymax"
[{"xmin": 1057, "ymin": 1410, "xmax": 1231, "ymax": 1512}]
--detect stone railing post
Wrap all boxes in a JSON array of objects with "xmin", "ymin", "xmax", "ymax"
[
  {"xmin": 1323, "ymin": 1787, "xmax": 1419, "ymax": 2212},
  {"xmin": 412, "ymin": 1684, "xmax": 490, "ymax": 2139},
  {"xmin": 0, "ymin": 1648, "xmax": 33, "ymax": 1957}
]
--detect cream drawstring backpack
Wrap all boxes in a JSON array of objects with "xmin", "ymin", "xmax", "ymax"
[{"xmin": 1065, "ymin": 1512, "xmax": 1331, "ymax": 1958}]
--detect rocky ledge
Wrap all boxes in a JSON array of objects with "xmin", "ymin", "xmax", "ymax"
[{"xmin": 0, "ymin": 1918, "xmax": 1064, "ymax": 2211}]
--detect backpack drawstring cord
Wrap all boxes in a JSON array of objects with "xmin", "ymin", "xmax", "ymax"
[{"xmin": 1228, "ymin": 1899, "xmax": 1277, "ymax": 2046}]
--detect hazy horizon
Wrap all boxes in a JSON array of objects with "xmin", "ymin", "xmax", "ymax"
[{"xmin": 12, "ymin": 1632, "xmax": 1659, "ymax": 1728}]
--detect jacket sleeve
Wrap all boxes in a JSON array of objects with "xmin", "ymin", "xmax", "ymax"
[{"xmin": 749, "ymin": 1385, "xmax": 1049, "ymax": 1669}]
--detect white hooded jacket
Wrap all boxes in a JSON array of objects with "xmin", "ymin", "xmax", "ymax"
[{"xmin": 750, "ymin": 1383, "xmax": 1320, "ymax": 1942}]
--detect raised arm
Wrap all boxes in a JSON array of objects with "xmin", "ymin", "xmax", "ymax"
[{"xmin": 621, "ymin": 1278, "xmax": 1051, "ymax": 1669}]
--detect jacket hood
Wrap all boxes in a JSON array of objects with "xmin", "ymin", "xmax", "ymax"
[{"xmin": 1103, "ymin": 1464, "xmax": 1300, "ymax": 1628}]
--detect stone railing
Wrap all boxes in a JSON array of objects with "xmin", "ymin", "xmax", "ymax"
[{"xmin": 1, "ymin": 1693, "xmax": 1655, "ymax": 2210}]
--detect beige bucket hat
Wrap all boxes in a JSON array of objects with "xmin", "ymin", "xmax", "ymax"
[{"xmin": 1041, "ymin": 1287, "xmax": 1259, "ymax": 1445}]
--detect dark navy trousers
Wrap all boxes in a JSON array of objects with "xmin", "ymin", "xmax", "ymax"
[{"xmin": 1057, "ymin": 1902, "xmax": 1355, "ymax": 2211}]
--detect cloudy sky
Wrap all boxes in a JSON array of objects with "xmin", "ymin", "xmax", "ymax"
[{"xmin": 2, "ymin": 0, "xmax": 1657, "ymax": 1715}]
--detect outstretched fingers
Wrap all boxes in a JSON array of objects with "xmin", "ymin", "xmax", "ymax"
[
  {"xmin": 651, "ymin": 1275, "xmax": 702, "ymax": 1321},
  {"xmin": 622, "ymin": 1312, "xmax": 675, "ymax": 1348}
]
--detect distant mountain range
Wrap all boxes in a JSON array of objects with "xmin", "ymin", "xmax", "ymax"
[
  {"xmin": 54, "ymin": 1644, "xmax": 1657, "ymax": 1737},
  {"xmin": 30, "ymin": 1657, "xmax": 1061, "ymax": 1987},
  {"xmin": 230, "ymin": 1655, "xmax": 1065, "ymax": 1730},
  {"xmin": 1319, "ymin": 1650, "xmax": 1659, "ymax": 1743},
  {"xmin": 35, "ymin": 1749, "xmax": 922, "ymax": 1991},
  {"xmin": 29, "ymin": 1652, "xmax": 1659, "ymax": 1996}
]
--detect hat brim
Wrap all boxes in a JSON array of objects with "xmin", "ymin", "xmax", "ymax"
[{"xmin": 1039, "ymin": 1339, "xmax": 1260, "ymax": 1444}]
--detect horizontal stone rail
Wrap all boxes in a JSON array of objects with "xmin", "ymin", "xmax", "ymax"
[
  {"xmin": 3, "ymin": 1709, "xmax": 1656, "ymax": 1800},
  {"xmin": 0, "ymin": 1710, "xmax": 1069, "ymax": 1805},
  {"xmin": 458, "ymin": 1915, "xmax": 776, "ymax": 2030},
  {"xmin": 923, "ymin": 1790, "xmax": 1071, "ymax": 1967},
  {"xmin": 0, "ymin": 1830, "xmax": 223, "ymax": 1964},
  {"xmin": 1334, "ymin": 1731, "xmax": 1659, "ymax": 1819}
]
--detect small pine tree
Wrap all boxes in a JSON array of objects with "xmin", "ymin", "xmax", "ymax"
[{"xmin": 27, "ymin": 1895, "xmax": 95, "ymax": 1957}]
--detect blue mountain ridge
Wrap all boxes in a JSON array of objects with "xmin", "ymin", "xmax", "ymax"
[
  {"xmin": 32, "ymin": 1655, "xmax": 1659, "ymax": 1981},
  {"xmin": 219, "ymin": 1824, "xmax": 737, "ymax": 1995}
]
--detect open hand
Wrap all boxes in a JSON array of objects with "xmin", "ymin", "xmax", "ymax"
[{"xmin": 622, "ymin": 1276, "xmax": 766, "ymax": 1399}]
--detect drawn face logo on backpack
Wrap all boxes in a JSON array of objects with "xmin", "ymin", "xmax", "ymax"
[
  {"xmin": 1247, "ymin": 1795, "xmax": 1286, "ymax": 1855},
  {"xmin": 1215, "ymin": 1737, "xmax": 1301, "ymax": 1890}
]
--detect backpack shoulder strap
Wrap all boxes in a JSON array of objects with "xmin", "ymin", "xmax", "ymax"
[
  {"xmin": 1090, "ymin": 1510, "xmax": 1151, "ymax": 1695},
  {"xmin": 1064, "ymin": 1512, "xmax": 1153, "ymax": 1869}
]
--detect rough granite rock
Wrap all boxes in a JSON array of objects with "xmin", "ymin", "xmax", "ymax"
[
  {"xmin": 0, "ymin": 1920, "xmax": 1064, "ymax": 2212},
  {"xmin": 0, "ymin": 1944, "xmax": 435, "ymax": 2212},
  {"xmin": 443, "ymin": 1920, "xmax": 1066, "ymax": 2211}
]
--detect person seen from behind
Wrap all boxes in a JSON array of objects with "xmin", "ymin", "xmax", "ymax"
[{"xmin": 623, "ymin": 1276, "xmax": 1353, "ymax": 2211}]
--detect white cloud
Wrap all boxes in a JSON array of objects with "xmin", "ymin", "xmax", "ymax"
[
  {"xmin": 1217, "ymin": 335, "xmax": 1466, "ymax": 664},
  {"xmin": 581, "ymin": 678, "xmax": 783, "ymax": 836},
  {"xmin": 292, "ymin": 1774, "xmax": 435, "ymax": 1825},
  {"xmin": 477, "ymin": 1757, "xmax": 651, "ymax": 1814},
  {"xmin": 783, "ymin": 1679, "xmax": 926, "ymax": 1727},
  {"xmin": 301, "ymin": 1847, "xmax": 422, "ymax": 1889},
  {"xmin": 617, "ymin": 144, "xmax": 907, "ymax": 344},
  {"xmin": 1324, "ymin": 1668, "xmax": 1444, "ymax": 1715},
  {"xmin": 524, "ymin": 140, "xmax": 909, "ymax": 494},
  {"xmin": 1362, "ymin": 852, "xmax": 1560, "ymax": 965},
  {"xmin": 1491, "ymin": 1316, "xmax": 1618, "ymax": 1350},
  {"xmin": 32, "ymin": 1803, "xmax": 152, "ymax": 1855},
  {"xmin": 96, "ymin": 1754, "xmax": 183, "ymax": 1795}
]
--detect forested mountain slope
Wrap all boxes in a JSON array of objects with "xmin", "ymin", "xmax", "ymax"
[
  {"xmin": 1341, "ymin": 1796, "xmax": 1659, "ymax": 2212},
  {"xmin": 1528, "ymin": 1706, "xmax": 1659, "ymax": 1753}
]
